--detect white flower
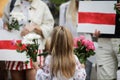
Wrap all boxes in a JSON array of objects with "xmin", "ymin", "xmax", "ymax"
[
  {"xmin": 10, "ymin": 12, "xmax": 25, "ymax": 22},
  {"xmin": 22, "ymin": 33, "xmax": 41, "ymax": 44},
  {"xmin": 23, "ymin": 33, "xmax": 41, "ymax": 40},
  {"xmin": 22, "ymin": 39, "xmax": 34, "ymax": 44}
]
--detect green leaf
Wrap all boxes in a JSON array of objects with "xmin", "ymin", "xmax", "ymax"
[
  {"xmin": 38, "ymin": 52, "xmax": 48, "ymax": 57},
  {"xmin": 8, "ymin": 18, "xmax": 20, "ymax": 31},
  {"xmin": 25, "ymin": 61, "xmax": 29, "ymax": 64}
]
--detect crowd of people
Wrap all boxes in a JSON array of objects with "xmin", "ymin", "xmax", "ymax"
[{"xmin": 0, "ymin": 0, "xmax": 120, "ymax": 80}]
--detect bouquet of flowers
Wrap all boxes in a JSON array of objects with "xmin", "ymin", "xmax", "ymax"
[
  {"xmin": 74, "ymin": 35, "xmax": 95, "ymax": 64},
  {"xmin": 15, "ymin": 33, "xmax": 41, "ymax": 63},
  {"xmin": 8, "ymin": 18, "xmax": 19, "ymax": 30},
  {"xmin": 8, "ymin": 12, "xmax": 25, "ymax": 31}
]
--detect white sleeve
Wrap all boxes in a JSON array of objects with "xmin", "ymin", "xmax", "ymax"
[
  {"xmin": 73, "ymin": 55, "xmax": 86, "ymax": 80},
  {"xmin": 59, "ymin": 3, "xmax": 66, "ymax": 26},
  {"xmin": 2, "ymin": 0, "xmax": 11, "ymax": 24},
  {"xmin": 0, "ymin": 19, "xmax": 3, "ymax": 29},
  {"xmin": 40, "ymin": 4, "xmax": 54, "ymax": 39},
  {"xmin": 36, "ymin": 55, "xmax": 52, "ymax": 80}
]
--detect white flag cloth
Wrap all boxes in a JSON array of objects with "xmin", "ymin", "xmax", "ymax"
[
  {"xmin": 77, "ymin": 1, "xmax": 116, "ymax": 34},
  {"xmin": 0, "ymin": 29, "xmax": 44, "ymax": 61},
  {"xmin": 0, "ymin": 29, "xmax": 28, "ymax": 61}
]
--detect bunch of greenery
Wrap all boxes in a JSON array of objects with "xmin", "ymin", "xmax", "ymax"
[
  {"xmin": 50, "ymin": 0, "xmax": 68, "ymax": 11},
  {"xmin": 16, "ymin": 39, "xmax": 39, "ymax": 63},
  {"xmin": 16, "ymin": 33, "xmax": 41, "ymax": 63},
  {"xmin": 8, "ymin": 18, "xmax": 20, "ymax": 31},
  {"xmin": 73, "ymin": 36, "xmax": 95, "ymax": 64}
]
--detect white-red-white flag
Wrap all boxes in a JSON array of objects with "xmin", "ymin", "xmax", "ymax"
[
  {"xmin": 77, "ymin": 1, "xmax": 116, "ymax": 34},
  {"xmin": 0, "ymin": 29, "xmax": 44, "ymax": 62},
  {"xmin": 0, "ymin": 29, "xmax": 28, "ymax": 61}
]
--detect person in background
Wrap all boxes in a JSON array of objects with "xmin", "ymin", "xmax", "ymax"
[
  {"xmin": 2, "ymin": 0, "xmax": 54, "ymax": 80},
  {"xmin": 33, "ymin": 26, "xmax": 86, "ymax": 80},
  {"xmin": 95, "ymin": 1, "xmax": 120, "ymax": 80},
  {"xmin": 59, "ymin": 0, "xmax": 98, "ymax": 80}
]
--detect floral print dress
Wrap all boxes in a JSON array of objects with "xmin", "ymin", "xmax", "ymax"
[{"xmin": 36, "ymin": 55, "xmax": 86, "ymax": 80}]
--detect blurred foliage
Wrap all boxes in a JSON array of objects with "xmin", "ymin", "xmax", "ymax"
[{"xmin": 50, "ymin": 0, "xmax": 68, "ymax": 11}]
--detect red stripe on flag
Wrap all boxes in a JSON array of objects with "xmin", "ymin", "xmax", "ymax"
[
  {"xmin": 78, "ymin": 12, "xmax": 115, "ymax": 25},
  {"xmin": 0, "ymin": 40, "xmax": 21, "ymax": 49}
]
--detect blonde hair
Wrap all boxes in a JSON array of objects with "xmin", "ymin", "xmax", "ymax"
[
  {"xmin": 66, "ymin": 0, "xmax": 78, "ymax": 26},
  {"xmin": 50, "ymin": 26, "xmax": 76, "ymax": 78}
]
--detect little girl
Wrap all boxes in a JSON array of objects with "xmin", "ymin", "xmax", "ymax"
[{"xmin": 34, "ymin": 26, "xmax": 86, "ymax": 80}]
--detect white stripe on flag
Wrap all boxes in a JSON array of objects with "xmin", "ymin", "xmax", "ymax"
[
  {"xmin": 77, "ymin": 23, "xmax": 115, "ymax": 34},
  {"xmin": 0, "ymin": 50, "xmax": 29, "ymax": 61}
]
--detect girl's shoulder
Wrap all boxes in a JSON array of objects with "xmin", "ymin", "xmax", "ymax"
[
  {"xmin": 73, "ymin": 54, "xmax": 84, "ymax": 69},
  {"xmin": 73, "ymin": 54, "xmax": 79, "ymax": 62},
  {"xmin": 44, "ymin": 55, "xmax": 52, "ymax": 64}
]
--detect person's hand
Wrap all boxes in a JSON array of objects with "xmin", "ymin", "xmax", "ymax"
[
  {"xmin": 24, "ymin": 23, "xmax": 36, "ymax": 32},
  {"xmin": 3, "ymin": 23, "xmax": 11, "ymax": 31},
  {"xmin": 116, "ymin": 3, "xmax": 120, "ymax": 10},
  {"xmin": 20, "ymin": 23, "xmax": 37, "ymax": 37},
  {"xmin": 93, "ymin": 29, "xmax": 100, "ymax": 38},
  {"xmin": 33, "ymin": 26, "xmax": 44, "ymax": 38},
  {"xmin": 21, "ymin": 27, "xmax": 30, "ymax": 37},
  {"xmin": 32, "ymin": 62, "xmax": 40, "ymax": 70}
]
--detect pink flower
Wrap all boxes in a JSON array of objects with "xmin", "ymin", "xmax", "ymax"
[
  {"xmin": 74, "ymin": 37, "xmax": 80, "ymax": 48},
  {"xmin": 87, "ymin": 40, "xmax": 95, "ymax": 50},
  {"xmin": 79, "ymin": 35, "xmax": 85, "ymax": 40},
  {"xmin": 73, "ymin": 35, "xmax": 95, "ymax": 63},
  {"xmin": 81, "ymin": 39, "xmax": 88, "ymax": 47},
  {"xmin": 86, "ymin": 45, "xmax": 95, "ymax": 51},
  {"xmin": 11, "ymin": 39, "xmax": 17, "ymax": 45}
]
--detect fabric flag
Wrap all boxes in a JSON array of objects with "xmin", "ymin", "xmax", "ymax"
[
  {"xmin": 0, "ymin": 29, "xmax": 28, "ymax": 61},
  {"xmin": 77, "ymin": 1, "xmax": 116, "ymax": 34},
  {"xmin": 0, "ymin": 29, "xmax": 43, "ymax": 63}
]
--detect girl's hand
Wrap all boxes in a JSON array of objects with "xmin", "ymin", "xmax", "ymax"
[{"xmin": 32, "ymin": 62, "xmax": 40, "ymax": 70}]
